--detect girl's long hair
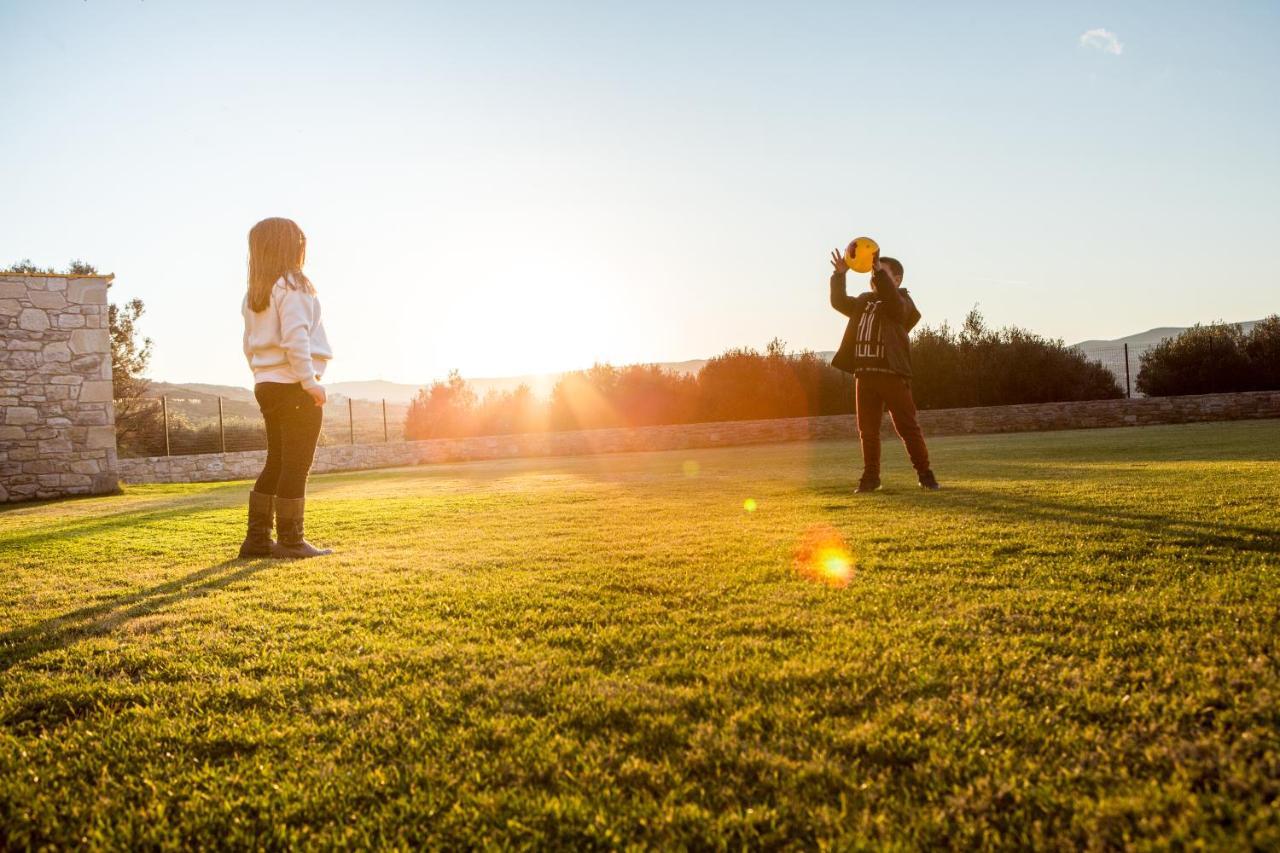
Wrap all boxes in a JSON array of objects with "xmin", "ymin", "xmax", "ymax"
[{"xmin": 247, "ymin": 217, "xmax": 314, "ymax": 312}]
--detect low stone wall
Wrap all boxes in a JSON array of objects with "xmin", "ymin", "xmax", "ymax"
[
  {"xmin": 1, "ymin": 274, "xmax": 118, "ymax": 502},
  {"xmin": 918, "ymin": 389, "xmax": 1280, "ymax": 434},
  {"xmin": 116, "ymin": 390, "xmax": 1280, "ymax": 485}
]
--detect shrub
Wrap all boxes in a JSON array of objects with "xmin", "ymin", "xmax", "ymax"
[
  {"xmin": 404, "ymin": 370, "xmax": 478, "ymax": 439},
  {"xmin": 1135, "ymin": 322, "xmax": 1254, "ymax": 397},
  {"xmin": 697, "ymin": 339, "xmax": 852, "ymax": 421},
  {"xmin": 911, "ymin": 309, "xmax": 1123, "ymax": 408},
  {"xmin": 1243, "ymin": 315, "xmax": 1280, "ymax": 391},
  {"xmin": 550, "ymin": 363, "xmax": 699, "ymax": 431}
]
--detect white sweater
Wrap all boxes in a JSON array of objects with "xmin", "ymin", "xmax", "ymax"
[{"xmin": 242, "ymin": 273, "xmax": 333, "ymax": 389}]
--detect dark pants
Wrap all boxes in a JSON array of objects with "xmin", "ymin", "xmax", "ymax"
[
  {"xmin": 856, "ymin": 372, "xmax": 930, "ymax": 478},
  {"xmin": 253, "ymin": 382, "xmax": 323, "ymax": 499}
]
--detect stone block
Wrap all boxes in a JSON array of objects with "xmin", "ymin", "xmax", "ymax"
[
  {"xmin": 0, "ymin": 299, "xmax": 21, "ymax": 315},
  {"xmin": 70, "ymin": 354, "xmax": 103, "ymax": 372},
  {"xmin": 0, "ymin": 425, "xmax": 26, "ymax": 440},
  {"xmin": 5, "ymin": 406, "xmax": 38, "ymax": 425},
  {"xmin": 0, "ymin": 282, "xmax": 26, "ymax": 299},
  {"xmin": 69, "ymin": 329, "xmax": 110, "ymax": 355},
  {"xmin": 77, "ymin": 381, "xmax": 114, "ymax": 403},
  {"xmin": 42, "ymin": 342, "xmax": 71, "ymax": 363},
  {"xmin": 57, "ymin": 313, "xmax": 86, "ymax": 329},
  {"xmin": 37, "ymin": 438, "xmax": 73, "ymax": 454},
  {"xmin": 29, "ymin": 291, "xmax": 67, "ymax": 310},
  {"xmin": 70, "ymin": 458, "xmax": 101, "ymax": 474},
  {"xmin": 68, "ymin": 280, "xmax": 107, "ymax": 305},
  {"xmin": 18, "ymin": 309, "xmax": 50, "ymax": 332},
  {"xmin": 86, "ymin": 426, "xmax": 117, "ymax": 449}
]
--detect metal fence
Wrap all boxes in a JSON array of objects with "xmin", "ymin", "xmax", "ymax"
[
  {"xmin": 115, "ymin": 396, "xmax": 409, "ymax": 459},
  {"xmin": 1075, "ymin": 342, "xmax": 1157, "ymax": 399}
]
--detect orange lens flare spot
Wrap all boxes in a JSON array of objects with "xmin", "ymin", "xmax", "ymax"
[
  {"xmin": 743, "ymin": 498, "xmax": 757, "ymax": 512},
  {"xmin": 794, "ymin": 525, "xmax": 854, "ymax": 588},
  {"xmin": 682, "ymin": 460, "xmax": 700, "ymax": 477}
]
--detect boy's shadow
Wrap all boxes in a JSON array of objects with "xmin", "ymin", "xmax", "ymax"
[
  {"xmin": 0, "ymin": 559, "xmax": 271, "ymax": 675},
  {"xmin": 810, "ymin": 482, "xmax": 1279, "ymax": 554}
]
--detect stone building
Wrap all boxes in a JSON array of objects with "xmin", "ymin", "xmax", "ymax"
[{"xmin": 1, "ymin": 273, "xmax": 118, "ymax": 503}]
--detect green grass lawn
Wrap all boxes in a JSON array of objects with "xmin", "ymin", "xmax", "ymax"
[{"xmin": 2, "ymin": 420, "xmax": 1279, "ymax": 849}]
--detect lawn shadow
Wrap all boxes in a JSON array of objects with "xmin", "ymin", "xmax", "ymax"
[
  {"xmin": 0, "ymin": 558, "xmax": 271, "ymax": 674},
  {"xmin": 0, "ymin": 504, "xmax": 232, "ymax": 552},
  {"xmin": 939, "ymin": 487, "xmax": 1280, "ymax": 554},
  {"xmin": 810, "ymin": 480, "xmax": 1279, "ymax": 555}
]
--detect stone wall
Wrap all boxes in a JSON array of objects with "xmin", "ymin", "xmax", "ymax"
[
  {"xmin": 117, "ymin": 390, "xmax": 1280, "ymax": 485},
  {"xmin": 1, "ymin": 274, "xmax": 118, "ymax": 502}
]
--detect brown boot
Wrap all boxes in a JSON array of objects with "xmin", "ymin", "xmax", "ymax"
[
  {"xmin": 271, "ymin": 496, "xmax": 333, "ymax": 559},
  {"xmin": 237, "ymin": 491, "xmax": 275, "ymax": 558}
]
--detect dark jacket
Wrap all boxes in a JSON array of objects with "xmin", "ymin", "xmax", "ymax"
[{"xmin": 830, "ymin": 269, "xmax": 922, "ymax": 376}]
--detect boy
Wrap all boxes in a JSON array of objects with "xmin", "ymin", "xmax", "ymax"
[{"xmin": 828, "ymin": 248, "xmax": 939, "ymax": 492}]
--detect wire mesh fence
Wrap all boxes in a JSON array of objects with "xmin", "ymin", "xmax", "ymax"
[
  {"xmin": 115, "ymin": 395, "xmax": 410, "ymax": 459},
  {"xmin": 1073, "ymin": 342, "xmax": 1156, "ymax": 398}
]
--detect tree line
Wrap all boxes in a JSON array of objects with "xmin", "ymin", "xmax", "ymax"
[
  {"xmin": 405, "ymin": 310, "xmax": 1126, "ymax": 439},
  {"xmin": 1136, "ymin": 317, "xmax": 1280, "ymax": 397}
]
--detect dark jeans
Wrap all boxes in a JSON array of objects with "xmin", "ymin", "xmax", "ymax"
[
  {"xmin": 856, "ymin": 372, "xmax": 931, "ymax": 478},
  {"xmin": 253, "ymin": 382, "xmax": 323, "ymax": 499}
]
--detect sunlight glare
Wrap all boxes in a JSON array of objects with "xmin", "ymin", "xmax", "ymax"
[{"xmin": 794, "ymin": 525, "xmax": 854, "ymax": 588}]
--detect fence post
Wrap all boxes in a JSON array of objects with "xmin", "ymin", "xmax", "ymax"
[
  {"xmin": 1123, "ymin": 342, "xmax": 1131, "ymax": 399},
  {"xmin": 218, "ymin": 396, "xmax": 226, "ymax": 453},
  {"xmin": 349, "ymin": 398, "xmax": 355, "ymax": 445},
  {"xmin": 161, "ymin": 395, "xmax": 171, "ymax": 457},
  {"xmin": 382, "ymin": 399, "xmax": 388, "ymax": 442}
]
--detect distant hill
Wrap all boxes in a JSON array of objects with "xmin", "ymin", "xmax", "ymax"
[
  {"xmin": 1072, "ymin": 319, "xmax": 1262, "ymax": 362},
  {"xmin": 326, "ymin": 357, "xmax": 727, "ymax": 404},
  {"xmin": 146, "ymin": 356, "xmax": 725, "ymax": 407},
  {"xmin": 148, "ymin": 381, "xmax": 257, "ymax": 404}
]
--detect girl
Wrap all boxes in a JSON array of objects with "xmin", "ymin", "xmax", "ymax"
[{"xmin": 238, "ymin": 217, "xmax": 334, "ymax": 559}]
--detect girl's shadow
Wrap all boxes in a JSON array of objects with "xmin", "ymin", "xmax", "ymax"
[{"xmin": 0, "ymin": 558, "xmax": 272, "ymax": 674}]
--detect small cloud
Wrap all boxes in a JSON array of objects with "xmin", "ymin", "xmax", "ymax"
[{"xmin": 1079, "ymin": 27, "xmax": 1123, "ymax": 56}]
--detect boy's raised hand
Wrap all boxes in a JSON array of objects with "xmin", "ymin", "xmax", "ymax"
[{"xmin": 830, "ymin": 248, "xmax": 849, "ymax": 275}]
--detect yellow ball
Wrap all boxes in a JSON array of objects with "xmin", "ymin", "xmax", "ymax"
[{"xmin": 844, "ymin": 236, "xmax": 879, "ymax": 273}]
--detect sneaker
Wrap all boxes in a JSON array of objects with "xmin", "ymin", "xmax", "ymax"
[
  {"xmin": 918, "ymin": 470, "xmax": 940, "ymax": 490},
  {"xmin": 855, "ymin": 477, "xmax": 881, "ymax": 494}
]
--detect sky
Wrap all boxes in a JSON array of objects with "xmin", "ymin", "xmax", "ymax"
[{"xmin": 2, "ymin": 1, "xmax": 1278, "ymax": 387}]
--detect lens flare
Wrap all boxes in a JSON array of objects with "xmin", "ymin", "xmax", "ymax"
[
  {"xmin": 793, "ymin": 525, "xmax": 854, "ymax": 588},
  {"xmin": 682, "ymin": 460, "xmax": 700, "ymax": 478},
  {"xmin": 743, "ymin": 498, "xmax": 757, "ymax": 512}
]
